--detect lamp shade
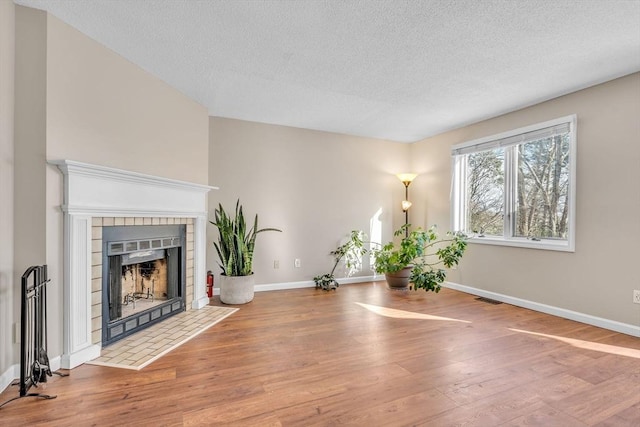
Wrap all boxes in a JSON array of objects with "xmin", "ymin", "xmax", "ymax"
[
  {"xmin": 397, "ymin": 173, "xmax": 417, "ymax": 186},
  {"xmin": 401, "ymin": 200, "xmax": 412, "ymax": 211}
]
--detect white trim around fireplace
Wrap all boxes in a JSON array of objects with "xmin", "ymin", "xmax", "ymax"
[{"xmin": 52, "ymin": 160, "xmax": 216, "ymax": 369}]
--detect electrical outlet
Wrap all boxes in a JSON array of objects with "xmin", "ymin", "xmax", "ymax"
[
  {"xmin": 294, "ymin": 258, "xmax": 301, "ymax": 268},
  {"xmin": 633, "ymin": 290, "xmax": 640, "ymax": 304},
  {"xmin": 273, "ymin": 260, "xmax": 279, "ymax": 269}
]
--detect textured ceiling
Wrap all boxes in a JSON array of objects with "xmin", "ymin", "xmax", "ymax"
[{"xmin": 14, "ymin": 0, "xmax": 640, "ymax": 142}]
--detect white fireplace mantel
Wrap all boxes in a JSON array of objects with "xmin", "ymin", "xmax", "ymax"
[
  {"xmin": 52, "ymin": 160, "xmax": 216, "ymax": 369},
  {"xmin": 53, "ymin": 160, "xmax": 216, "ymax": 216}
]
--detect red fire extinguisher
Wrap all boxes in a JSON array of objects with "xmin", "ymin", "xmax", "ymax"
[{"xmin": 206, "ymin": 271, "xmax": 214, "ymax": 298}]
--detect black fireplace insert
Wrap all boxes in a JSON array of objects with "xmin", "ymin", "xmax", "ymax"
[{"xmin": 101, "ymin": 225, "xmax": 186, "ymax": 346}]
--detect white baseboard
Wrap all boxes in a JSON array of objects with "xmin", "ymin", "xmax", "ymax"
[
  {"xmin": 0, "ymin": 364, "xmax": 19, "ymax": 394},
  {"xmin": 443, "ymin": 281, "xmax": 640, "ymax": 338},
  {"xmin": 192, "ymin": 295, "xmax": 210, "ymax": 309},
  {"xmin": 49, "ymin": 355, "xmax": 61, "ymax": 373},
  {"xmin": 254, "ymin": 280, "xmax": 315, "ymax": 292},
  {"xmin": 255, "ymin": 275, "xmax": 378, "ymax": 293},
  {"xmin": 0, "ymin": 356, "xmax": 64, "ymax": 395},
  {"xmin": 61, "ymin": 344, "xmax": 101, "ymax": 369},
  {"xmin": 212, "ymin": 275, "xmax": 379, "ymax": 295}
]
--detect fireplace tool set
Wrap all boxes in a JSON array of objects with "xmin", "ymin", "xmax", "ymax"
[{"xmin": 0, "ymin": 265, "xmax": 68, "ymax": 409}]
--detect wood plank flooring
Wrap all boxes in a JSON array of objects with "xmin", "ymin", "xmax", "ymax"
[{"xmin": 1, "ymin": 282, "xmax": 639, "ymax": 426}]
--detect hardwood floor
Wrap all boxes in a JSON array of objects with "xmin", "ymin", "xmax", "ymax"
[{"xmin": 1, "ymin": 282, "xmax": 639, "ymax": 426}]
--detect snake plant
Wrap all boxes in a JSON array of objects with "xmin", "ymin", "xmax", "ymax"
[{"xmin": 211, "ymin": 200, "xmax": 281, "ymax": 276}]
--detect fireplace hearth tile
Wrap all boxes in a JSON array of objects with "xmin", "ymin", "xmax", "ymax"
[{"xmin": 86, "ymin": 305, "xmax": 237, "ymax": 370}]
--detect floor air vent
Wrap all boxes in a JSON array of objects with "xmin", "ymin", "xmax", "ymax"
[{"xmin": 476, "ymin": 297, "xmax": 503, "ymax": 305}]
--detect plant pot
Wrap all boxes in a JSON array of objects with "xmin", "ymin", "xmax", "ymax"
[
  {"xmin": 219, "ymin": 274, "xmax": 255, "ymax": 304},
  {"xmin": 384, "ymin": 266, "xmax": 413, "ymax": 289}
]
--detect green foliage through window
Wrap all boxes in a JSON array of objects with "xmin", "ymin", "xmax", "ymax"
[{"xmin": 452, "ymin": 115, "xmax": 576, "ymax": 250}]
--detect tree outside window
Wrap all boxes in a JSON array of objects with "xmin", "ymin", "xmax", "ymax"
[
  {"xmin": 452, "ymin": 115, "xmax": 576, "ymax": 252},
  {"xmin": 515, "ymin": 135, "xmax": 570, "ymax": 239},
  {"xmin": 468, "ymin": 148, "xmax": 504, "ymax": 236}
]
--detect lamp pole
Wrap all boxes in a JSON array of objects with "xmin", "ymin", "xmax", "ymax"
[
  {"xmin": 397, "ymin": 173, "xmax": 417, "ymax": 238},
  {"xmin": 403, "ymin": 182, "xmax": 410, "ymax": 236}
]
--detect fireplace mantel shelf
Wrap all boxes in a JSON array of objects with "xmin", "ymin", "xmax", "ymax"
[
  {"xmin": 51, "ymin": 160, "xmax": 217, "ymax": 217},
  {"xmin": 51, "ymin": 160, "xmax": 217, "ymax": 192}
]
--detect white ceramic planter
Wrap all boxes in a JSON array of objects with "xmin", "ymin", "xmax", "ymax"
[{"xmin": 219, "ymin": 274, "xmax": 255, "ymax": 304}]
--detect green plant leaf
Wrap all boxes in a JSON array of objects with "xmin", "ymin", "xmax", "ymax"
[{"xmin": 210, "ymin": 200, "xmax": 281, "ymax": 276}]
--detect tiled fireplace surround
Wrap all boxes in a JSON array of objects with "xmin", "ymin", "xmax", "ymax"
[
  {"xmin": 54, "ymin": 160, "xmax": 214, "ymax": 369},
  {"xmin": 90, "ymin": 216, "xmax": 195, "ymax": 345}
]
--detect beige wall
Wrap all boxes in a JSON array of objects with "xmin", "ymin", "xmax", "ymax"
[
  {"xmin": 410, "ymin": 73, "xmax": 640, "ymax": 327},
  {"xmin": 7, "ymin": 6, "xmax": 210, "ymax": 366},
  {"xmin": 45, "ymin": 14, "xmax": 209, "ymax": 184},
  {"xmin": 14, "ymin": 6, "xmax": 47, "ymax": 268},
  {"xmin": 0, "ymin": 0, "xmax": 16, "ymax": 379},
  {"xmin": 13, "ymin": 6, "xmax": 49, "ymax": 367},
  {"xmin": 209, "ymin": 117, "xmax": 409, "ymax": 285}
]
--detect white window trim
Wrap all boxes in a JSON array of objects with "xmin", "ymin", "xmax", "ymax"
[{"xmin": 451, "ymin": 115, "xmax": 577, "ymax": 252}]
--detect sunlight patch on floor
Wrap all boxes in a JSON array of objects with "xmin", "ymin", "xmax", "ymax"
[
  {"xmin": 510, "ymin": 328, "xmax": 640, "ymax": 359},
  {"xmin": 355, "ymin": 302, "xmax": 471, "ymax": 323}
]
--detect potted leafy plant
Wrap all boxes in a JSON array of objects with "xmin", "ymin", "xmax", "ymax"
[
  {"xmin": 316, "ymin": 224, "xmax": 466, "ymax": 292},
  {"xmin": 371, "ymin": 224, "xmax": 467, "ymax": 291},
  {"xmin": 211, "ymin": 200, "xmax": 281, "ymax": 304},
  {"xmin": 313, "ymin": 230, "xmax": 366, "ymax": 290}
]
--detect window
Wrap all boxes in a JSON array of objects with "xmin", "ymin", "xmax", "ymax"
[{"xmin": 451, "ymin": 115, "xmax": 576, "ymax": 251}]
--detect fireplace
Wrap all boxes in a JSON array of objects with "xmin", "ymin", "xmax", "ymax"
[
  {"xmin": 102, "ymin": 225, "xmax": 186, "ymax": 345},
  {"xmin": 53, "ymin": 160, "xmax": 215, "ymax": 369}
]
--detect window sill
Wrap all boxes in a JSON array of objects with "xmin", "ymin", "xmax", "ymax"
[{"xmin": 468, "ymin": 235, "xmax": 575, "ymax": 252}]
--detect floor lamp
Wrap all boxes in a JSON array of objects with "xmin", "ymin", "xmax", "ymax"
[{"xmin": 397, "ymin": 173, "xmax": 417, "ymax": 237}]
